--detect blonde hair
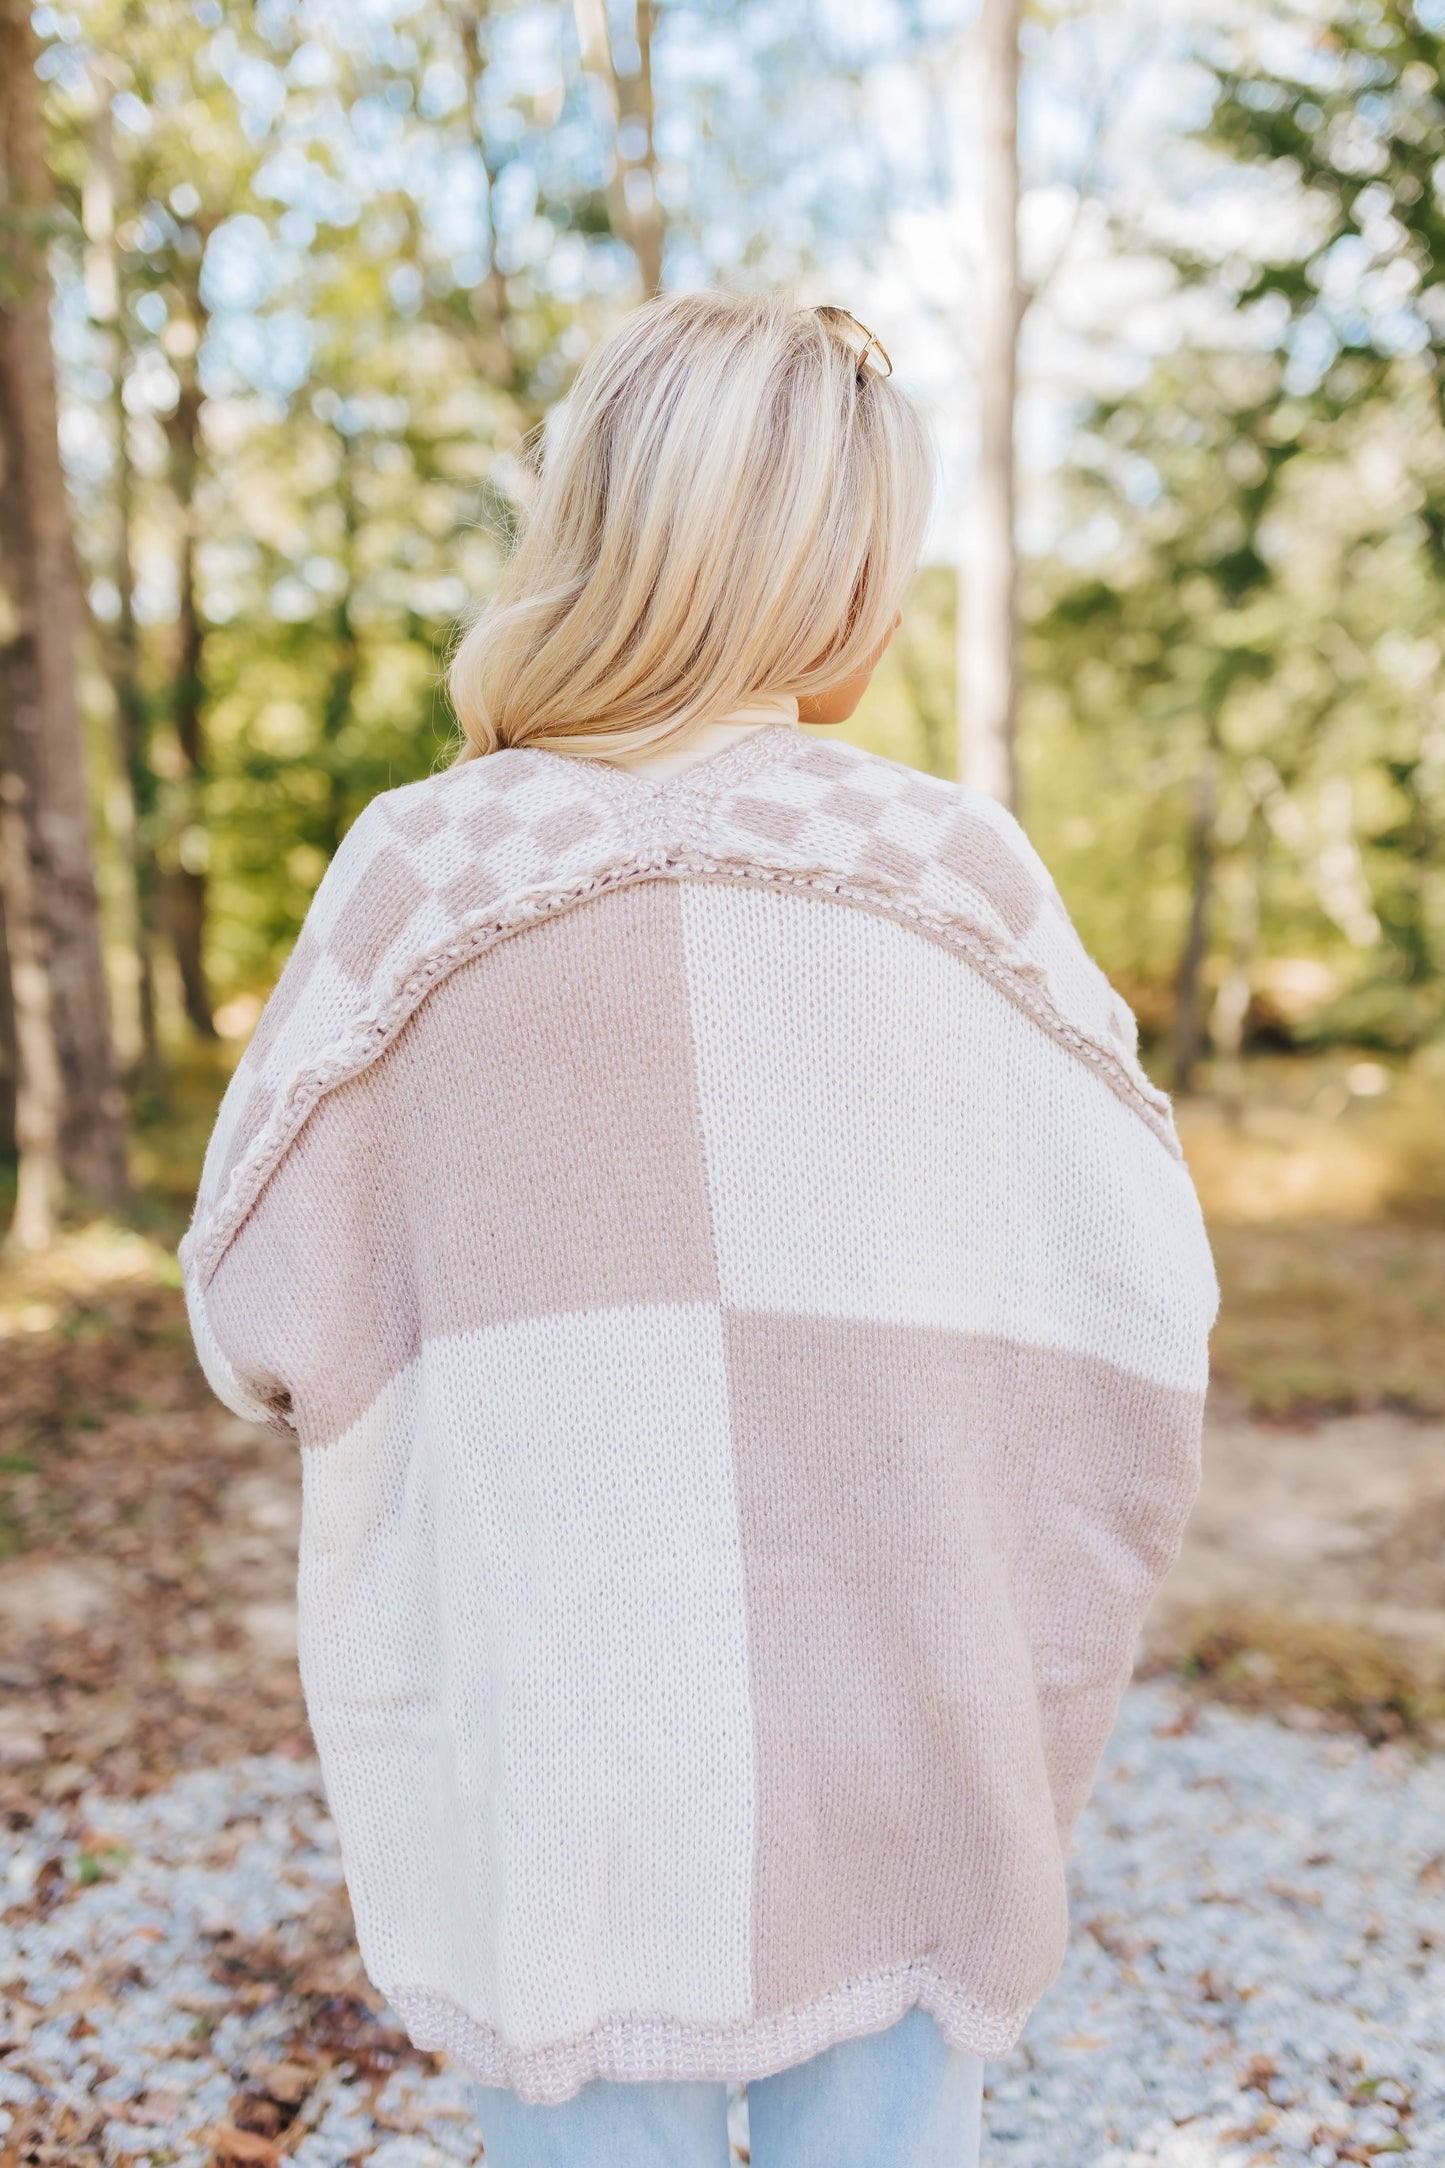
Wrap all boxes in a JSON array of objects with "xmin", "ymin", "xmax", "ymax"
[{"xmin": 449, "ymin": 292, "xmax": 933, "ymax": 762}]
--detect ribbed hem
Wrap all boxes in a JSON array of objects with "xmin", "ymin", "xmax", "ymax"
[{"xmin": 387, "ymin": 1965, "xmax": 1031, "ymax": 2104}]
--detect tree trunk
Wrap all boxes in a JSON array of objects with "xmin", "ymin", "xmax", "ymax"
[
  {"xmin": 85, "ymin": 115, "xmax": 159, "ymax": 1080},
  {"xmin": 0, "ymin": 883, "xmax": 15, "ymax": 1164},
  {"xmin": 1172, "ymin": 741, "xmax": 1219, "ymax": 1095},
  {"xmin": 112, "ymin": 361, "xmax": 160, "ymax": 1074},
  {"xmin": 163, "ymin": 331, "xmax": 215, "ymax": 1037},
  {"xmin": 627, "ymin": 0, "xmax": 664, "ymax": 298},
  {"xmin": 573, "ymin": 0, "xmax": 664, "ymax": 296},
  {"xmin": 0, "ymin": 0, "xmax": 128, "ymax": 1208},
  {"xmin": 1210, "ymin": 799, "xmax": 1265, "ymax": 1124},
  {"xmin": 959, "ymin": 0, "xmax": 1020, "ymax": 809},
  {"xmin": 451, "ymin": 1, "xmax": 525, "ymax": 396},
  {"xmin": 319, "ymin": 426, "xmax": 360, "ymax": 860},
  {"xmin": 0, "ymin": 767, "xmax": 63, "ymax": 1249}
]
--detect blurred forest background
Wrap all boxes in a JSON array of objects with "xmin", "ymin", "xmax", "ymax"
[
  {"xmin": 1, "ymin": 0, "xmax": 1445, "ymax": 1784},
  {"xmin": 2, "ymin": 0, "xmax": 1443, "ymax": 1173},
  {"xmin": 1, "ymin": 18, "xmax": 1443, "ymax": 2161},
  {"xmin": 1, "ymin": 0, "xmax": 1442, "ymax": 1165}
]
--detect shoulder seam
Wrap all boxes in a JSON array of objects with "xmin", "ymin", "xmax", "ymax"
[{"xmin": 182, "ymin": 853, "xmax": 1179, "ymax": 1292}]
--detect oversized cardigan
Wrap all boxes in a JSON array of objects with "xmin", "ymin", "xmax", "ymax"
[{"xmin": 183, "ymin": 724, "xmax": 1217, "ymax": 2103}]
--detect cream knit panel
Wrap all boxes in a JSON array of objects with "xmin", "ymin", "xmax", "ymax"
[
  {"xmin": 292, "ymin": 1363, "xmax": 462, "ymax": 1988},
  {"xmin": 677, "ymin": 881, "xmax": 1213, "ymax": 1391},
  {"xmin": 300, "ymin": 1311, "xmax": 756, "ymax": 2052}
]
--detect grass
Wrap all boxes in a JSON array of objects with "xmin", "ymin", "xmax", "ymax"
[
  {"xmin": 1150, "ymin": 1607, "xmax": 1445, "ymax": 1746},
  {"xmin": 1208, "ymin": 1222, "xmax": 1445, "ymax": 1417},
  {"xmin": 1177, "ymin": 1054, "xmax": 1445, "ymax": 1417}
]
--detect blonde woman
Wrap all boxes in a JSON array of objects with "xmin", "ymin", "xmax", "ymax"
[{"xmin": 183, "ymin": 293, "xmax": 1216, "ymax": 2166}]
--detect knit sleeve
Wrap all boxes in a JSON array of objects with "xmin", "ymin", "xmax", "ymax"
[
  {"xmin": 184, "ymin": 1065, "xmax": 417, "ymax": 1454},
  {"xmin": 185, "ymin": 1247, "xmax": 295, "ymax": 1435},
  {"xmin": 992, "ymin": 1123, "xmax": 1215, "ymax": 1844}
]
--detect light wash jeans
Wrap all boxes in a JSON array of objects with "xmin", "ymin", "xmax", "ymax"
[{"xmin": 472, "ymin": 2007, "xmax": 984, "ymax": 2167}]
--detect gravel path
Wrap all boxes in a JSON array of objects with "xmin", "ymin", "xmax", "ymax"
[
  {"xmin": 992, "ymin": 1685, "xmax": 1444, "ymax": 2166},
  {"xmin": 0, "ymin": 1682, "xmax": 1440, "ymax": 2167}
]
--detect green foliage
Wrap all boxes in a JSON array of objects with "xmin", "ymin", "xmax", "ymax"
[
  {"xmin": 33, "ymin": 0, "xmax": 943, "ymax": 1056},
  {"xmin": 1008, "ymin": 0, "xmax": 1445, "ymax": 1053},
  {"xmin": 851, "ymin": 564, "xmax": 957, "ymax": 778},
  {"xmin": 1171, "ymin": 1607, "xmax": 1443, "ymax": 1742},
  {"xmin": 21, "ymin": 0, "xmax": 1445, "ymax": 1085}
]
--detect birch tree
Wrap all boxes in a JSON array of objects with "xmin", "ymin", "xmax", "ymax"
[
  {"xmin": 958, "ymin": 0, "xmax": 1020, "ymax": 808},
  {"xmin": 573, "ymin": 0, "xmax": 664, "ymax": 295}
]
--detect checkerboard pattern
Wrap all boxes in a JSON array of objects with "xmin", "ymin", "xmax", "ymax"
[
  {"xmin": 182, "ymin": 726, "xmax": 1216, "ymax": 2101},
  {"xmin": 184, "ymin": 728, "xmax": 1171, "ymax": 1293}
]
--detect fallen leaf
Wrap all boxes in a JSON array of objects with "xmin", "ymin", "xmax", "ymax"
[
  {"xmin": 204, "ymin": 2122, "xmax": 284, "ymax": 2165},
  {"xmin": 118, "ymin": 2091, "xmax": 184, "ymax": 2126},
  {"xmin": 251, "ymin": 2060, "xmax": 316, "ymax": 2106},
  {"xmin": 0, "ymin": 1998, "xmax": 39, "ymax": 2051},
  {"xmin": 1266, "ymin": 1878, "xmax": 1324, "ymax": 1909}
]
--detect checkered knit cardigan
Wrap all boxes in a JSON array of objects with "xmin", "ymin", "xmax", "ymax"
[{"xmin": 183, "ymin": 724, "xmax": 1217, "ymax": 2104}]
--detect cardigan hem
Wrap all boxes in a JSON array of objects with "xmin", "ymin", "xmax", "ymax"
[{"xmin": 386, "ymin": 1965, "xmax": 1034, "ymax": 2104}]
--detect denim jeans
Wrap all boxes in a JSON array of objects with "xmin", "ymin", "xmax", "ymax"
[{"xmin": 472, "ymin": 2007, "xmax": 985, "ymax": 2167}]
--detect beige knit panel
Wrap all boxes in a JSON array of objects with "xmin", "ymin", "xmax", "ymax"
[
  {"xmin": 723, "ymin": 1309, "xmax": 1202, "ymax": 2027},
  {"xmin": 205, "ymin": 883, "xmax": 717, "ymax": 1449},
  {"xmin": 203, "ymin": 1070, "xmax": 416, "ymax": 1447}
]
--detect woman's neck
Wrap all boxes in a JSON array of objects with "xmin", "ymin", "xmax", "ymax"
[{"xmin": 606, "ymin": 696, "xmax": 801, "ymax": 778}]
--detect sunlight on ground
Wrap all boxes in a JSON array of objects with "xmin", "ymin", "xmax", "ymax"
[
  {"xmin": 1179, "ymin": 1097, "xmax": 1390, "ymax": 1224},
  {"xmin": 1167, "ymin": 1057, "xmax": 1445, "ymax": 1416},
  {"xmin": 0, "ymin": 1222, "xmax": 181, "ymax": 1339},
  {"xmin": 1177, "ymin": 1055, "xmax": 1445, "ymax": 1227}
]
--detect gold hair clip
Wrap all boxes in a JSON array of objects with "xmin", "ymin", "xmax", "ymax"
[{"xmin": 813, "ymin": 305, "xmax": 894, "ymax": 381}]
